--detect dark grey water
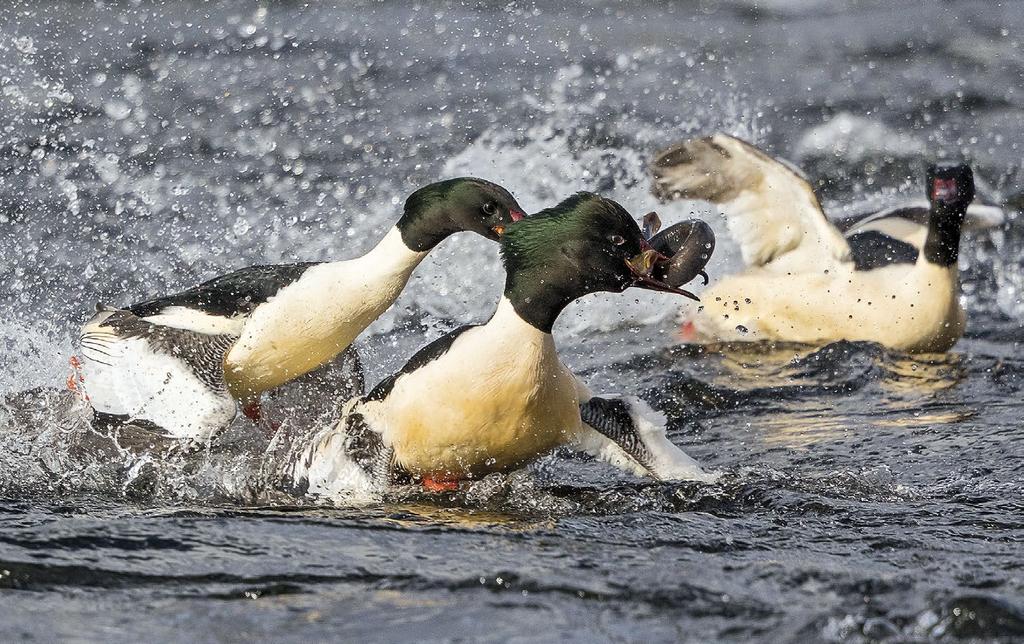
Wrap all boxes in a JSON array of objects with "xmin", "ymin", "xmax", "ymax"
[{"xmin": 1, "ymin": 1, "xmax": 1023, "ymax": 641}]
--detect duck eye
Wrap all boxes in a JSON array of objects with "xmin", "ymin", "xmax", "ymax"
[
  {"xmin": 482, "ymin": 202, "xmax": 497, "ymax": 216},
  {"xmin": 610, "ymin": 234, "xmax": 626, "ymax": 246}
]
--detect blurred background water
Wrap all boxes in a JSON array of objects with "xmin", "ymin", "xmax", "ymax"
[{"xmin": 1, "ymin": 1, "xmax": 1023, "ymax": 642}]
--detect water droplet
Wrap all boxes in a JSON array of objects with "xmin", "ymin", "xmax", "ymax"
[
  {"xmin": 103, "ymin": 101, "xmax": 132, "ymax": 121},
  {"xmin": 14, "ymin": 36, "xmax": 35, "ymax": 55}
]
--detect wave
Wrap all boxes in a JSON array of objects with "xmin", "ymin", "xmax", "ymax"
[{"xmin": 0, "ymin": 338, "xmax": 948, "ymax": 511}]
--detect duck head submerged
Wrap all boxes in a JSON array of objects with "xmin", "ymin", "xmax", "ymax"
[{"xmin": 398, "ymin": 177, "xmax": 526, "ymax": 251}]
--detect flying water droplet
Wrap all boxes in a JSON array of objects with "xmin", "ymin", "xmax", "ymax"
[{"xmin": 103, "ymin": 101, "xmax": 132, "ymax": 121}]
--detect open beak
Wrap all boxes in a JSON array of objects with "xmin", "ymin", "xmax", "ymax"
[
  {"xmin": 491, "ymin": 209, "xmax": 527, "ymax": 236},
  {"xmin": 625, "ymin": 249, "xmax": 700, "ymax": 301}
]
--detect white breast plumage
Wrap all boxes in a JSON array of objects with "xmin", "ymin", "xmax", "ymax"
[
  {"xmin": 223, "ymin": 232, "xmax": 422, "ymax": 399},
  {"xmin": 365, "ymin": 298, "xmax": 582, "ymax": 478}
]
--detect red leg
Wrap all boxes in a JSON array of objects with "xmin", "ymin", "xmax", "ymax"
[
  {"xmin": 678, "ymin": 320, "xmax": 697, "ymax": 342},
  {"xmin": 242, "ymin": 399, "xmax": 284, "ymax": 436},
  {"xmin": 67, "ymin": 356, "xmax": 89, "ymax": 401},
  {"xmin": 421, "ymin": 475, "xmax": 460, "ymax": 492}
]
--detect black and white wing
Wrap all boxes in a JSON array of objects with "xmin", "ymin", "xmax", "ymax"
[
  {"xmin": 569, "ymin": 379, "xmax": 715, "ymax": 483},
  {"xmin": 77, "ymin": 262, "xmax": 325, "ymax": 439},
  {"xmin": 281, "ymin": 401, "xmax": 391, "ymax": 505},
  {"xmin": 78, "ymin": 307, "xmax": 238, "ymax": 440},
  {"xmin": 838, "ymin": 200, "xmax": 1005, "ymax": 271},
  {"xmin": 650, "ymin": 133, "xmax": 851, "ymax": 269},
  {"xmin": 128, "ymin": 262, "xmax": 319, "ymax": 319}
]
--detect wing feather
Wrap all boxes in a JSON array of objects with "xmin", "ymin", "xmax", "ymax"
[
  {"xmin": 650, "ymin": 133, "xmax": 850, "ymax": 269},
  {"xmin": 570, "ymin": 378, "xmax": 714, "ymax": 482},
  {"xmin": 78, "ymin": 308, "xmax": 237, "ymax": 439}
]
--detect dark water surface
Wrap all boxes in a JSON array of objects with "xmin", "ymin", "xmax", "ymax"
[{"xmin": 2, "ymin": 1, "xmax": 1023, "ymax": 642}]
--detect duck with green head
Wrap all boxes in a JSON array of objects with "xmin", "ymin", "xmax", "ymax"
[
  {"xmin": 75, "ymin": 178, "xmax": 525, "ymax": 441},
  {"xmin": 289, "ymin": 192, "xmax": 717, "ymax": 501}
]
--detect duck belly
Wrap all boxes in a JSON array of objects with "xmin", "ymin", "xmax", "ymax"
[
  {"xmin": 692, "ymin": 263, "xmax": 962, "ymax": 352},
  {"xmin": 371, "ymin": 334, "xmax": 581, "ymax": 479}
]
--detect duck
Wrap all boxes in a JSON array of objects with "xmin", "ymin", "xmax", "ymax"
[
  {"xmin": 649, "ymin": 133, "xmax": 989, "ymax": 353},
  {"xmin": 284, "ymin": 192, "xmax": 717, "ymax": 502},
  {"xmin": 73, "ymin": 178, "xmax": 526, "ymax": 440}
]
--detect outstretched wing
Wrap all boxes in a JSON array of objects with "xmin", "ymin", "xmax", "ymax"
[
  {"xmin": 837, "ymin": 201, "xmax": 1006, "ymax": 234},
  {"xmin": 570, "ymin": 379, "xmax": 714, "ymax": 483},
  {"xmin": 650, "ymin": 133, "xmax": 850, "ymax": 269}
]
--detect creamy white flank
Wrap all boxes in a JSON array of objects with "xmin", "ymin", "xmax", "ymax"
[
  {"xmin": 223, "ymin": 227, "xmax": 426, "ymax": 398},
  {"xmin": 692, "ymin": 258, "xmax": 963, "ymax": 352},
  {"xmin": 656, "ymin": 133, "xmax": 966, "ymax": 352},
  {"xmin": 359, "ymin": 297, "xmax": 582, "ymax": 479}
]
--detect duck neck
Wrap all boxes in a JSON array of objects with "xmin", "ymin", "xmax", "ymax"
[
  {"xmin": 489, "ymin": 295, "xmax": 555, "ymax": 340},
  {"xmin": 504, "ymin": 265, "xmax": 587, "ymax": 334},
  {"xmin": 923, "ymin": 202, "xmax": 967, "ymax": 267},
  {"xmin": 353, "ymin": 225, "xmax": 429, "ymax": 280}
]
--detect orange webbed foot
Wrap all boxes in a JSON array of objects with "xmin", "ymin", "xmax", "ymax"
[
  {"xmin": 421, "ymin": 476, "xmax": 460, "ymax": 492},
  {"xmin": 678, "ymin": 320, "xmax": 697, "ymax": 342}
]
